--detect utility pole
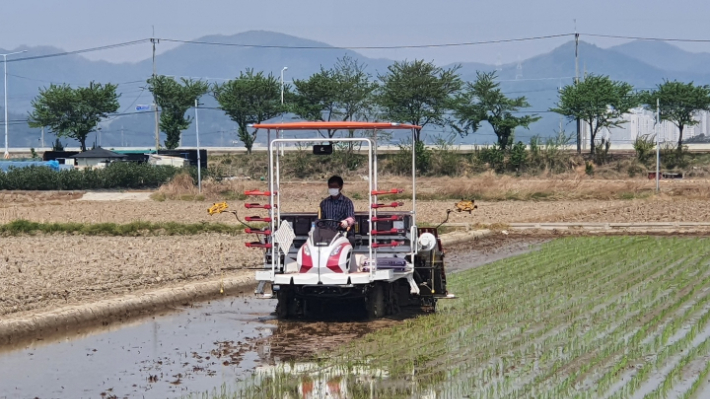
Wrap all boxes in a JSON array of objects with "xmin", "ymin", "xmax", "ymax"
[
  {"xmin": 121, "ymin": 127, "xmax": 125, "ymax": 148},
  {"xmin": 151, "ymin": 35, "xmax": 160, "ymax": 153},
  {"xmin": 41, "ymin": 127, "xmax": 45, "ymax": 149},
  {"xmin": 3, "ymin": 50, "xmax": 27, "ymax": 159},
  {"xmin": 655, "ymin": 98, "xmax": 661, "ymax": 194},
  {"xmin": 195, "ymin": 99, "xmax": 202, "ymax": 193},
  {"xmin": 574, "ymin": 24, "xmax": 581, "ymax": 154}
]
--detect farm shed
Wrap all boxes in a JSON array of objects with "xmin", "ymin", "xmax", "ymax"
[{"xmin": 69, "ymin": 147, "xmax": 127, "ymax": 168}]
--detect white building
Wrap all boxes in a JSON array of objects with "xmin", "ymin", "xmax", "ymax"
[
  {"xmin": 607, "ymin": 108, "xmax": 710, "ymax": 144},
  {"xmin": 69, "ymin": 147, "xmax": 127, "ymax": 168}
]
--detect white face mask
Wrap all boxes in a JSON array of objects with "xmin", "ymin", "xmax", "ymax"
[{"xmin": 328, "ymin": 188, "xmax": 340, "ymax": 197}]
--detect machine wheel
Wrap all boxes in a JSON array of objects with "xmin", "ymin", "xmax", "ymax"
[
  {"xmin": 420, "ymin": 296, "xmax": 437, "ymax": 313},
  {"xmin": 276, "ymin": 288, "xmax": 299, "ymax": 319},
  {"xmin": 385, "ymin": 283, "xmax": 400, "ymax": 316},
  {"xmin": 365, "ymin": 283, "xmax": 385, "ymax": 319}
]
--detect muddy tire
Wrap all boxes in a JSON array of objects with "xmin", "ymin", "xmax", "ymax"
[
  {"xmin": 275, "ymin": 288, "xmax": 294, "ymax": 319},
  {"xmin": 385, "ymin": 283, "xmax": 400, "ymax": 316},
  {"xmin": 420, "ymin": 296, "xmax": 437, "ymax": 313},
  {"xmin": 365, "ymin": 283, "xmax": 385, "ymax": 319}
]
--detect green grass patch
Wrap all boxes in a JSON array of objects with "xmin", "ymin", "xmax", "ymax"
[
  {"xmin": 221, "ymin": 236, "xmax": 710, "ymax": 398},
  {"xmin": 0, "ymin": 219, "xmax": 247, "ymax": 236},
  {"xmin": 618, "ymin": 190, "xmax": 654, "ymax": 200}
]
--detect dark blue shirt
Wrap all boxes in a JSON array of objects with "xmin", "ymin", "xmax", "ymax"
[{"xmin": 320, "ymin": 194, "xmax": 355, "ymax": 225}]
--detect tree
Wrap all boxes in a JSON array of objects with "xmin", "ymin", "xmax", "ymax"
[
  {"xmin": 148, "ymin": 75, "xmax": 209, "ymax": 149},
  {"xmin": 291, "ymin": 68, "xmax": 340, "ymax": 138},
  {"xmin": 641, "ymin": 80, "xmax": 710, "ymax": 150},
  {"xmin": 213, "ymin": 69, "xmax": 282, "ymax": 154},
  {"xmin": 28, "ymin": 82, "xmax": 119, "ymax": 151},
  {"xmin": 551, "ymin": 74, "xmax": 637, "ymax": 154},
  {"xmin": 334, "ymin": 56, "xmax": 378, "ymax": 123},
  {"xmin": 291, "ymin": 56, "xmax": 378, "ymax": 139},
  {"xmin": 377, "ymin": 60, "xmax": 462, "ymax": 142},
  {"xmin": 453, "ymin": 71, "xmax": 540, "ymax": 150}
]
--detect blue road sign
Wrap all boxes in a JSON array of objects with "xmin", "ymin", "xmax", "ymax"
[{"xmin": 136, "ymin": 105, "xmax": 152, "ymax": 111}]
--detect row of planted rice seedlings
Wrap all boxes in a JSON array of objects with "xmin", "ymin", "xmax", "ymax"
[
  {"xmin": 633, "ymin": 299, "xmax": 710, "ymax": 398},
  {"xmin": 642, "ymin": 327, "xmax": 710, "ymax": 399},
  {"xmin": 418, "ymin": 239, "xmax": 660, "ymax": 398},
  {"xmin": 664, "ymin": 326, "xmax": 710, "ymax": 398},
  {"xmin": 450, "ymin": 242, "xmax": 668, "ymax": 392},
  {"xmin": 342, "ymin": 240, "xmax": 593, "ymax": 386},
  {"xmin": 447, "ymin": 239, "xmax": 679, "ymax": 394},
  {"xmin": 560, "ymin": 249, "xmax": 710, "ymax": 397},
  {"xmin": 325, "ymin": 238, "xmax": 710, "ymax": 399},
  {"xmin": 603, "ymin": 266, "xmax": 710, "ymax": 397},
  {"xmin": 588, "ymin": 250, "xmax": 704, "ymax": 396},
  {"xmin": 415, "ymin": 239, "xmax": 640, "ymax": 382},
  {"xmin": 679, "ymin": 350, "xmax": 710, "ymax": 399},
  {"xmin": 356, "ymin": 239, "xmax": 597, "ymax": 373},
  {"xmin": 456, "ymin": 239, "xmax": 710, "ymax": 396},
  {"xmin": 451, "ymin": 239, "xmax": 707, "ymax": 398},
  {"xmin": 563, "ymin": 248, "xmax": 710, "ymax": 396}
]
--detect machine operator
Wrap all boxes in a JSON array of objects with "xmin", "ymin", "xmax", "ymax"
[{"xmin": 320, "ymin": 175, "xmax": 356, "ymax": 244}]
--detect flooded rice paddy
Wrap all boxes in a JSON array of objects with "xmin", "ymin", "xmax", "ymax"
[
  {"xmin": 25, "ymin": 235, "xmax": 703, "ymax": 398},
  {"xmin": 0, "ymin": 234, "xmax": 533, "ymax": 399},
  {"xmin": 0, "ymin": 294, "xmax": 405, "ymax": 399}
]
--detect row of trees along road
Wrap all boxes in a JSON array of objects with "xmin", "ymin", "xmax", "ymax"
[{"xmin": 27, "ymin": 57, "xmax": 710, "ymax": 153}]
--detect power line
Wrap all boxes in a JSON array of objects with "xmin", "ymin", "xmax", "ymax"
[
  {"xmin": 114, "ymin": 86, "xmax": 148, "ymax": 116},
  {"xmin": 4, "ymin": 32, "xmax": 710, "ymax": 67},
  {"xmin": 7, "ymin": 74, "xmax": 147, "ymax": 86},
  {"xmin": 158, "ymin": 33, "xmax": 575, "ymax": 50},
  {"xmin": 6, "ymin": 39, "xmax": 150, "ymax": 63},
  {"xmin": 582, "ymin": 33, "xmax": 710, "ymax": 43}
]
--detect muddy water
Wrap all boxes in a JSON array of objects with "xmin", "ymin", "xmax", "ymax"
[
  {"xmin": 0, "ymin": 236, "xmax": 542, "ymax": 399},
  {"xmin": 0, "ymin": 297, "xmax": 398, "ymax": 399}
]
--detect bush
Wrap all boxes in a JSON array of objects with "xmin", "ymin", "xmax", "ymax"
[
  {"xmin": 428, "ymin": 137, "xmax": 461, "ymax": 176},
  {"xmin": 478, "ymin": 145, "xmax": 505, "ymax": 172},
  {"xmin": 527, "ymin": 132, "xmax": 572, "ymax": 174},
  {"xmin": 627, "ymin": 161, "xmax": 646, "ymax": 177},
  {"xmin": 633, "ymin": 134, "xmax": 656, "ymax": 164},
  {"xmin": 508, "ymin": 141, "xmax": 527, "ymax": 173},
  {"xmin": 594, "ymin": 139, "xmax": 611, "ymax": 165},
  {"xmin": 660, "ymin": 143, "xmax": 689, "ymax": 169},
  {"xmin": 0, "ymin": 162, "xmax": 179, "ymax": 190},
  {"xmin": 389, "ymin": 140, "xmax": 431, "ymax": 175}
]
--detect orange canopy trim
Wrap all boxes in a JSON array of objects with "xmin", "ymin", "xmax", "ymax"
[{"xmin": 251, "ymin": 121, "xmax": 422, "ymax": 130}]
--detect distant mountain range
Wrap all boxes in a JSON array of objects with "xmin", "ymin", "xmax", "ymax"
[{"xmin": 3, "ymin": 31, "xmax": 710, "ymax": 148}]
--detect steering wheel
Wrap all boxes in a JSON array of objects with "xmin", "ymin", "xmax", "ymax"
[{"xmin": 315, "ymin": 219, "xmax": 346, "ymax": 231}]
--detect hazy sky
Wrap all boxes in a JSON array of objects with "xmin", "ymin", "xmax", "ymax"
[{"xmin": 2, "ymin": 0, "xmax": 710, "ymax": 65}]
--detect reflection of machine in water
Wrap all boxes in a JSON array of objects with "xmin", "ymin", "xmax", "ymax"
[
  {"xmin": 253, "ymin": 361, "xmax": 436, "ymax": 399},
  {"xmin": 252, "ymin": 320, "xmax": 384, "ymax": 367}
]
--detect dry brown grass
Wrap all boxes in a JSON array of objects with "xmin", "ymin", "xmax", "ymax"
[
  {"xmin": 152, "ymin": 172, "xmax": 252, "ymax": 201},
  {"xmin": 241, "ymin": 175, "xmax": 710, "ymax": 202}
]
